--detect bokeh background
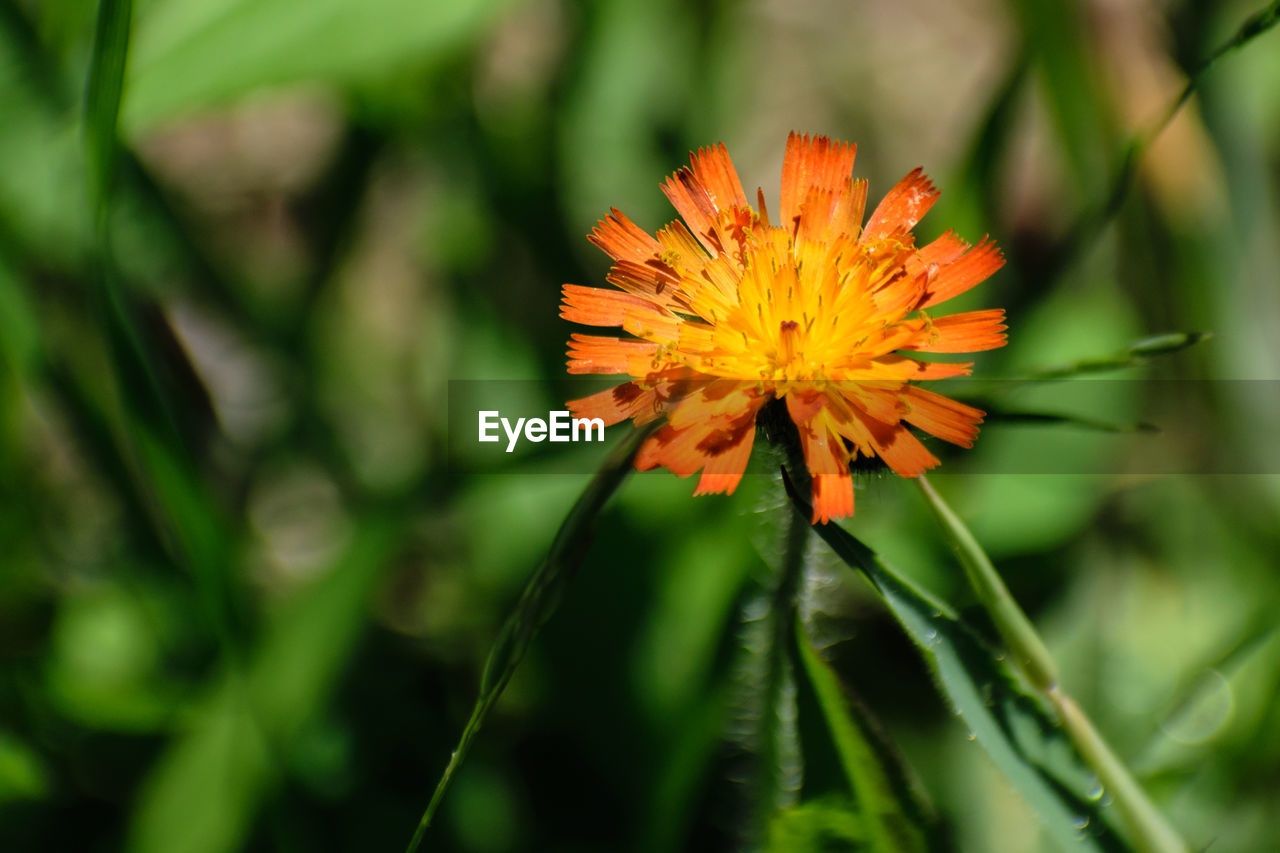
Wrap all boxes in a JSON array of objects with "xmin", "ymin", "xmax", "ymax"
[{"xmin": 2, "ymin": 0, "xmax": 1279, "ymax": 850}]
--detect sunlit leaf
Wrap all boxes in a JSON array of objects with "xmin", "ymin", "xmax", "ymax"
[
  {"xmin": 123, "ymin": 0, "xmax": 516, "ymax": 130},
  {"xmin": 784, "ymin": 473, "xmax": 1128, "ymax": 853}
]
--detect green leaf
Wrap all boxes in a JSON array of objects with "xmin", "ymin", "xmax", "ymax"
[
  {"xmin": 122, "ymin": 0, "xmax": 515, "ymax": 131},
  {"xmin": 783, "ymin": 474, "xmax": 1127, "ymax": 853},
  {"xmin": 793, "ymin": 619, "xmax": 932, "ymax": 853},
  {"xmin": 766, "ymin": 798, "xmax": 866, "ymax": 853},
  {"xmin": 916, "ymin": 476, "xmax": 1187, "ymax": 852},
  {"xmin": 405, "ymin": 422, "xmax": 657, "ymax": 853}
]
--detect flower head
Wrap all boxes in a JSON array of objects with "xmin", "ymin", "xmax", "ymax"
[{"xmin": 562, "ymin": 133, "xmax": 1006, "ymax": 523}]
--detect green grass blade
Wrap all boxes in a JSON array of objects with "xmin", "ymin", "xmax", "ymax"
[
  {"xmin": 793, "ymin": 619, "xmax": 932, "ymax": 853},
  {"xmin": 85, "ymin": 0, "xmax": 132, "ymax": 221},
  {"xmin": 1138, "ymin": 0, "xmax": 1279, "ymax": 175},
  {"xmin": 83, "ymin": 0, "xmax": 244, "ymax": 648},
  {"xmin": 1055, "ymin": 0, "xmax": 1280, "ymax": 271},
  {"xmin": 980, "ymin": 409, "xmax": 1160, "ymax": 434},
  {"xmin": 1010, "ymin": 0, "xmax": 1112, "ymax": 198},
  {"xmin": 954, "ymin": 331, "xmax": 1206, "ymax": 437},
  {"xmin": 405, "ymin": 422, "xmax": 657, "ymax": 853},
  {"xmin": 766, "ymin": 798, "xmax": 866, "ymax": 851},
  {"xmin": 1022, "ymin": 332, "xmax": 1210, "ymax": 381},
  {"xmin": 85, "ymin": 0, "xmax": 186, "ymax": 449},
  {"xmin": 782, "ymin": 473, "xmax": 1127, "ymax": 853}
]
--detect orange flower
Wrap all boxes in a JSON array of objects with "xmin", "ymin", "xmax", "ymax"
[{"xmin": 562, "ymin": 133, "xmax": 1006, "ymax": 523}]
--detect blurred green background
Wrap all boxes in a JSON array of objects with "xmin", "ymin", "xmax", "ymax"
[{"xmin": 2, "ymin": 0, "xmax": 1279, "ymax": 850}]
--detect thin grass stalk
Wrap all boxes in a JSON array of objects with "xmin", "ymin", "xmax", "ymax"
[
  {"xmin": 915, "ymin": 474, "xmax": 1186, "ymax": 853},
  {"xmin": 1062, "ymin": 0, "xmax": 1280, "ymax": 264},
  {"xmin": 406, "ymin": 421, "xmax": 658, "ymax": 853}
]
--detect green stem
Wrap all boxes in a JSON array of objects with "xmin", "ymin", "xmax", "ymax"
[
  {"xmin": 915, "ymin": 474, "xmax": 1186, "ymax": 853},
  {"xmin": 757, "ymin": 471, "xmax": 808, "ymax": 817},
  {"xmin": 1049, "ymin": 688, "xmax": 1187, "ymax": 853},
  {"xmin": 916, "ymin": 474, "xmax": 1057, "ymax": 690}
]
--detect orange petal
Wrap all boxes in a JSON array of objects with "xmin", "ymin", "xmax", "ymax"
[
  {"xmin": 662, "ymin": 169, "xmax": 722, "ymax": 255},
  {"xmin": 568, "ymin": 382, "xmax": 660, "ymax": 426},
  {"xmin": 848, "ymin": 179, "xmax": 869, "ymax": 239},
  {"xmin": 561, "ymin": 284, "xmax": 668, "ymax": 328},
  {"xmin": 756, "ymin": 187, "xmax": 772, "ymax": 229},
  {"xmin": 900, "ymin": 386, "xmax": 984, "ymax": 447},
  {"xmin": 566, "ymin": 334, "xmax": 659, "ymax": 375},
  {"xmin": 693, "ymin": 414, "xmax": 758, "ymax": 496},
  {"xmin": 779, "ymin": 133, "xmax": 861, "ymax": 238},
  {"xmin": 784, "ymin": 389, "xmax": 827, "ymax": 425},
  {"xmin": 861, "ymin": 167, "xmax": 939, "ymax": 243},
  {"xmin": 917, "ymin": 237, "xmax": 1005, "ymax": 310},
  {"xmin": 644, "ymin": 366, "xmax": 711, "ymax": 410},
  {"xmin": 655, "ymin": 220, "xmax": 710, "ymax": 272},
  {"xmin": 588, "ymin": 207, "xmax": 661, "ymax": 263},
  {"xmin": 913, "ymin": 229, "xmax": 970, "ymax": 267},
  {"xmin": 796, "ymin": 186, "xmax": 836, "ymax": 243},
  {"xmin": 621, "ymin": 305, "xmax": 682, "ymax": 344},
  {"xmin": 811, "ymin": 472, "xmax": 854, "ymax": 524},
  {"xmin": 906, "ymin": 309, "xmax": 1008, "ymax": 353},
  {"xmin": 661, "ymin": 143, "xmax": 749, "ymax": 257},
  {"xmin": 667, "ymin": 381, "xmax": 760, "ymax": 429},
  {"xmin": 606, "ymin": 259, "xmax": 686, "ymax": 311},
  {"xmin": 869, "ymin": 355, "xmax": 974, "ymax": 380},
  {"xmin": 868, "ymin": 268, "xmax": 926, "ymax": 320},
  {"xmin": 847, "ymin": 407, "xmax": 939, "ymax": 478},
  {"xmin": 788, "ymin": 405, "xmax": 854, "ymax": 523},
  {"xmin": 838, "ymin": 382, "xmax": 904, "ymax": 424},
  {"xmin": 689, "ymin": 143, "xmax": 749, "ymax": 212},
  {"xmin": 636, "ymin": 420, "xmax": 718, "ymax": 477}
]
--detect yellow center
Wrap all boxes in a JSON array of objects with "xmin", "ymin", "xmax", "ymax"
[{"xmin": 666, "ymin": 225, "xmax": 920, "ymax": 386}]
